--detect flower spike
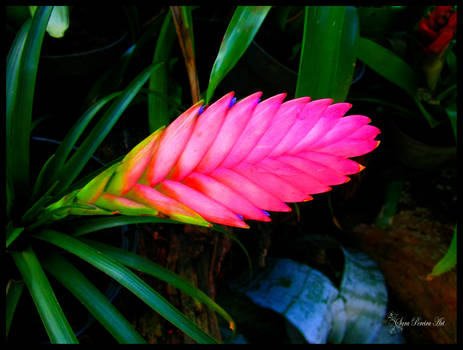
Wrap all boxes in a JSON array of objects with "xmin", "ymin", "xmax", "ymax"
[{"xmin": 49, "ymin": 92, "xmax": 381, "ymax": 228}]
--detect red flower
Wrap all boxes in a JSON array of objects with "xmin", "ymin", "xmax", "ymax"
[{"xmin": 418, "ymin": 6, "xmax": 457, "ymax": 58}]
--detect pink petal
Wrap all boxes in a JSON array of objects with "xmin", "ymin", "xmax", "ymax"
[
  {"xmin": 270, "ymin": 98, "xmax": 333, "ymax": 157},
  {"xmin": 220, "ymin": 93, "xmax": 287, "ymax": 168},
  {"xmin": 234, "ymin": 163, "xmax": 311, "ymax": 202},
  {"xmin": 183, "ymin": 172, "xmax": 271, "ymax": 221},
  {"xmin": 147, "ymin": 102, "xmax": 202, "ymax": 186},
  {"xmin": 158, "ymin": 179, "xmax": 249, "ymax": 228},
  {"xmin": 305, "ymin": 115, "xmax": 372, "ymax": 149},
  {"xmin": 170, "ymin": 92, "xmax": 234, "ymax": 181},
  {"xmin": 195, "ymin": 92, "xmax": 262, "ymax": 174},
  {"xmin": 313, "ymin": 139, "xmax": 381, "ymax": 158},
  {"xmin": 296, "ymin": 151, "xmax": 365, "ymax": 175},
  {"xmin": 210, "ymin": 167, "xmax": 291, "ymax": 212},
  {"xmin": 276, "ymin": 155, "xmax": 350, "ymax": 186},
  {"xmin": 245, "ymin": 97, "xmax": 311, "ymax": 163},
  {"xmin": 347, "ymin": 124, "xmax": 381, "ymax": 140},
  {"xmin": 292, "ymin": 102, "xmax": 352, "ymax": 153},
  {"xmin": 258, "ymin": 158, "xmax": 332, "ymax": 193}
]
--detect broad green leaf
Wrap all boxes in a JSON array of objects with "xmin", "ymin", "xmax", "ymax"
[
  {"xmin": 356, "ymin": 36, "xmax": 438, "ymax": 127},
  {"xmin": 428, "ymin": 228, "xmax": 457, "ymax": 278},
  {"xmin": 357, "ymin": 36, "xmax": 417, "ymax": 97},
  {"xmin": 33, "ymin": 229, "xmax": 219, "ymax": 344},
  {"xmin": 296, "ymin": 6, "xmax": 359, "ymax": 102},
  {"xmin": 206, "ymin": 6, "xmax": 271, "ymax": 104},
  {"xmin": 42, "ymin": 252, "xmax": 146, "ymax": 344},
  {"xmin": 7, "ymin": 6, "xmax": 53, "ymax": 205},
  {"xmin": 6, "ymin": 280, "xmax": 25, "ymax": 337},
  {"xmin": 57, "ymin": 63, "xmax": 162, "ymax": 197},
  {"xmin": 11, "ymin": 245, "xmax": 78, "ymax": 344},
  {"xmin": 82, "ymin": 238, "xmax": 236, "ymax": 334},
  {"xmin": 149, "ymin": 12, "xmax": 177, "ymax": 132}
]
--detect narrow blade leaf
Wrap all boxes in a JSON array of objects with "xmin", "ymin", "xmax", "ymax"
[
  {"xmin": 57, "ymin": 63, "xmax": 162, "ymax": 196},
  {"xmin": 206, "ymin": 6, "xmax": 271, "ymax": 103},
  {"xmin": 149, "ymin": 12, "xmax": 177, "ymax": 132},
  {"xmin": 82, "ymin": 238, "xmax": 236, "ymax": 334},
  {"xmin": 42, "ymin": 252, "xmax": 146, "ymax": 344},
  {"xmin": 33, "ymin": 229, "xmax": 219, "ymax": 344},
  {"xmin": 11, "ymin": 245, "xmax": 78, "ymax": 344},
  {"xmin": 6, "ymin": 280, "xmax": 25, "ymax": 337},
  {"xmin": 7, "ymin": 6, "xmax": 53, "ymax": 205}
]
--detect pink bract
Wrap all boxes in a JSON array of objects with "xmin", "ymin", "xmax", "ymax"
[{"xmin": 135, "ymin": 92, "xmax": 380, "ymax": 228}]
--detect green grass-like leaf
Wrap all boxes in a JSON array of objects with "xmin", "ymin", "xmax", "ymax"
[
  {"xmin": 6, "ymin": 280, "xmax": 25, "ymax": 337},
  {"xmin": 149, "ymin": 12, "xmax": 177, "ymax": 132},
  {"xmin": 56, "ymin": 63, "xmax": 162, "ymax": 197},
  {"xmin": 69, "ymin": 216, "xmax": 186, "ymax": 237},
  {"xmin": 33, "ymin": 229, "xmax": 219, "ymax": 344},
  {"xmin": 34, "ymin": 92, "xmax": 122, "ymax": 198},
  {"xmin": 428, "ymin": 227, "xmax": 457, "ymax": 278},
  {"xmin": 356, "ymin": 36, "xmax": 438, "ymax": 127},
  {"xmin": 206, "ymin": 6, "xmax": 271, "ymax": 104},
  {"xmin": 42, "ymin": 252, "xmax": 146, "ymax": 344},
  {"xmin": 82, "ymin": 238, "xmax": 236, "ymax": 335},
  {"xmin": 11, "ymin": 245, "xmax": 78, "ymax": 344},
  {"xmin": 7, "ymin": 6, "xmax": 53, "ymax": 207}
]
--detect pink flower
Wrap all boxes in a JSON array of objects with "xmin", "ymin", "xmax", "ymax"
[{"xmin": 75, "ymin": 92, "xmax": 381, "ymax": 228}]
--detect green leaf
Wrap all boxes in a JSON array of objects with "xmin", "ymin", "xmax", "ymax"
[
  {"xmin": 57, "ymin": 63, "xmax": 162, "ymax": 197},
  {"xmin": 296, "ymin": 6, "xmax": 359, "ymax": 102},
  {"xmin": 69, "ymin": 216, "xmax": 186, "ymax": 237},
  {"xmin": 356, "ymin": 36, "xmax": 439, "ymax": 127},
  {"xmin": 357, "ymin": 36, "xmax": 417, "ymax": 97},
  {"xmin": 33, "ymin": 229, "xmax": 219, "ymax": 344},
  {"xmin": 35, "ymin": 91, "xmax": 122, "ymax": 197},
  {"xmin": 30, "ymin": 6, "xmax": 69, "ymax": 38},
  {"xmin": 149, "ymin": 12, "xmax": 177, "ymax": 132},
  {"xmin": 7, "ymin": 6, "xmax": 53, "ymax": 206},
  {"xmin": 42, "ymin": 252, "xmax": 146, "ymax": 344},
  {"xmin": 11, "ymin": 245, "xmax": 78, "ymax": 344},
  {"xmin": 6, "ymin": 224, "xmax": 25, "ymax": 249},
  {"xmin": 375, "ymin": 180, "xmax": 404, "ymax": 229},
  {"xmin": 6, "ymin": 280, "xmax": 25, "ymax": 337},
  {"xmin": 445, "ymin": 104, "xmax": 457, "ymax": 142},
  {"xmin": 6, "ymin": 18, "xmax": 31, "ymax": 135},
  {"xmin": 428, "ymin": 227, "xmax": 457, "ymax": 278},
  {"xmin": 211, "ymin": 224, "xmax": 253, "ymax": 280},
  {"xmin": 82, "ymin": 238, "xmax": 236, "ymax": 334},
  {"xmin": 206, "ymin": 6, "xmax": 271, "ymax": 104}
]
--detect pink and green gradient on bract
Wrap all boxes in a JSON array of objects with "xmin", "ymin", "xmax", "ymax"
[{"xmin": 69, "ymin": 91, "xmax": 381, "ymax": 228}]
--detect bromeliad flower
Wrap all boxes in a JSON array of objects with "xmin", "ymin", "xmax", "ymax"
[
  {"xmin": 418, "ymin": 6, "xmax": 457, "ymax": 58},
  {"xmin": 47, "ymin": 92, "xmax": 380, "ymax": 228}
]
